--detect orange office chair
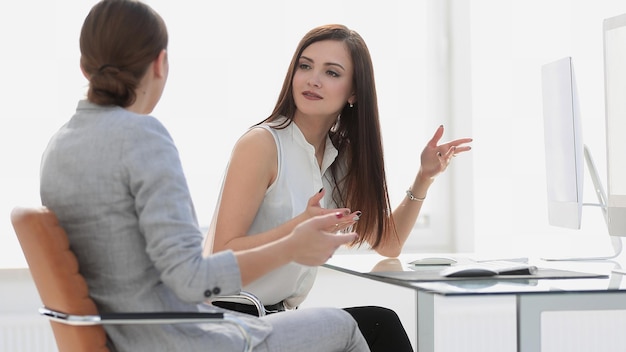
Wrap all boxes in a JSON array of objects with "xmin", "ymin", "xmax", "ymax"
[{"xmin": 10, "ymin": 206, "xmax": 262, "ymax": 352}]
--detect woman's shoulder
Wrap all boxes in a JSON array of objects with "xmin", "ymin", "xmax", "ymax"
[
  {"xmin": 94, "ymin": 109, "xmax": 174, "ymax": 151},
  {"xmin": 112, "ymin": 110, "xmax": 170, "ymax": 138},
  {"xmin": 236, "ymin": 126, "xmax": 276, "ymax": 154},
  {"xmin": 123, "ymin": 111, "xmax": 165, "ymax": 130}
]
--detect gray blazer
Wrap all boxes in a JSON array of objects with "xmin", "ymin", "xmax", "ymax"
[{"xmin": 39, "ymin": 100, "xmax": 270, "ymax": 351}]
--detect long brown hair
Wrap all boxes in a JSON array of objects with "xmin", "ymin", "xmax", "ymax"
[
  {"xmin": 260, "ymin": 24, "xmax": 395, "ymax": 249},
  {"xmin": 79, "ymin": 0, "xmax": 168, "ymax": 107}
]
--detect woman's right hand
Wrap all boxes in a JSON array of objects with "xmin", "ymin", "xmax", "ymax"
[
  {"xmin": 304, "ymin": 188, "xmax": 360, "ymax": 232},
  {"xmin": 287, "ymin": 212, "xmax": 358, "ymax": 266}
]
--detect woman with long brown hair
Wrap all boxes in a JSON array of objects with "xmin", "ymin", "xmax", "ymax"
[{"xmin": 207, "ymin": 24, "xmax": 471, "ymax": 351}]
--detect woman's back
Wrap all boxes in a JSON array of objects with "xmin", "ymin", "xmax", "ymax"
[{"xmin": 40, "ymin": 100, "xmax": 268, "ymax": 351}]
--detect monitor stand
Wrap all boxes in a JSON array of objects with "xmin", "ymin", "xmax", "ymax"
[
  {"xmin": 542, "ymin": 145, "xmax": 624, "ymax": 263},
  {"xmin": 612, "ymin": 258, "xmax": 626, "ymax": 275}
]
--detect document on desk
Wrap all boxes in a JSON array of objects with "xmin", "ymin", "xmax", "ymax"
[
  {"xmin": 365, "ymin": 260, "xmax": 607, "ymax": 282},
  {"xmin": 439, "ymin": 261, "xmax": 538, "ymax": 278}
]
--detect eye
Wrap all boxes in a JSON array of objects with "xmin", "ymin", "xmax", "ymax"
[
  {"xmin": 327, "ymin": 70, "xmax": 340, "ymax": 78},
  {"xmin": 298, "ymin": 63, "xmax": 311, "ymax": 70}
]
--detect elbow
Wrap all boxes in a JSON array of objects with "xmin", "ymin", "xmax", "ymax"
[
  {"xmin": 161, "ymin": 275, "xmax": 203, "ymax": 303},
  {"xmin": 173, "ymin": 288, "xmax": 200, "ymax": 304},
  {"xmin": 375, "ymin": 246, "xmax": 402, "ymax": 258}
]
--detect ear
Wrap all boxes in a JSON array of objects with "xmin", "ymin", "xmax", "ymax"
[
  {"xmin": 348, "ymin": 93, "xmax": 357, "ymax": 105},
  {"xmin": 153, "ymin": 49, "xmax": 168, "ymax": 79}
]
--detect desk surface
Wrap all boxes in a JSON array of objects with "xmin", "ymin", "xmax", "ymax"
[{"xmin": 323, "ymin": 252, "xmax": 626, "ymax": 296}]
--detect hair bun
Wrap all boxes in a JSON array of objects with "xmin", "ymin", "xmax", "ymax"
[{"xmin": 98, "ymin": 64, "xmax": 120, "ymax": 75}]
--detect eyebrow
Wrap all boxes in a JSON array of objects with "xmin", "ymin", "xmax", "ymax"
[{"xmin": 300, "ymin": 55, "xmax": 346, "ymax": 71}]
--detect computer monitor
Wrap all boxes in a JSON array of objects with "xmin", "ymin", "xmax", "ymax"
[
  {"xmin": 541, "ymin": 57, "xmax": 584, "ymax": 230},
  {"xmin": 541, "ymin": 56, "xmax": 622, "ymax": 260},
  {"xmin": 603, "ymin": 12, "xmax": 626, "ymax": 237}
]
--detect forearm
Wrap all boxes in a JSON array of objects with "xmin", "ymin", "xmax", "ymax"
[
  {"xmin": 377, "ymin": 171, "xmax": 434, "ymax": 256},
  {"xmin": 234, "ymin": 235, "xmax": 295, "ymax": 286},
  {"xmin": 396, "ymin": 171, "xmax": 434, "ymax": 236},
  {"xmin": 235, "ymin": 212, "xmax": 359, "ymax": 286},
  {"xmin": 214, "ymin": 213, "xmax": 307, "ymax": 252},
  {"xmin": 373, "ymin": 124, "xmax": 471, "ymax": 257}
]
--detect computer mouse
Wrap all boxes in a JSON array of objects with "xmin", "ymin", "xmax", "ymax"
[
  {"xmin": 440, "ymin": 266, "xmax": 498, "ymax": 278},
  {"xmin": 409, "ymin": 256, "xmax": 457, "ymax": 266}
]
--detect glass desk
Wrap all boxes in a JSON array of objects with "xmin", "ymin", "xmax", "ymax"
[{"xmin": 323, "ymin": 253, "xmax": 626, "ymax": 352}]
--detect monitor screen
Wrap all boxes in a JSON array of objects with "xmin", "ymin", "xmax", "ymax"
[
  {"xmin": 603, "ymin": 13, "xmax": 626, "ymax": 236},
  {"xmin": 541, "ymin": 57, "xmax": 584, "ymax": 230}
]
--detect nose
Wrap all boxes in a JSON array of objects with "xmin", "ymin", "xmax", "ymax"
[{"xmin": 307, "ymin": 72, "xmax": 321, "ymax": 88}]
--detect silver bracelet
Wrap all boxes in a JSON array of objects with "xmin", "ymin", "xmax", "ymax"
[{"xmin": 406, "ymin": 189, "xmax": 426, "ymax": 202}]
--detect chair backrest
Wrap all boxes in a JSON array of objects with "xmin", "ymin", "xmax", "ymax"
[{"xmin": 11, "ymin": 206, "xmax": 110, "ymax": 352}]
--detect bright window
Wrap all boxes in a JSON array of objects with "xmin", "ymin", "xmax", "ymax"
[{"xmin": 0, "ymin": 0, "xmax": 450, "ymax": 267}]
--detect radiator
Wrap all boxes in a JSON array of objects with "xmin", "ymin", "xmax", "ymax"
[{"xmin": 0, "ymin": 315, "xmax": 57, "ymax": 352}]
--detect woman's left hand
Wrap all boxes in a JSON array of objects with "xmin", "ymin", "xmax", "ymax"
[{"xmin": 419, "ymin": 125, "xmax": 472, "ymax": 179}]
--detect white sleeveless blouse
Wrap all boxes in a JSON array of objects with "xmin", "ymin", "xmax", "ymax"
[{"xmin": 211, "ymin": 117, "xmax": 341, "ymax": 308}]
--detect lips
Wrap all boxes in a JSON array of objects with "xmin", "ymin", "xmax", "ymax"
[{"xmin": 302, "ymin": 91, "xmax": 322, "ymax": 100}]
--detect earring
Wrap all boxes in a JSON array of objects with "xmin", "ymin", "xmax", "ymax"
[
  {"xmin": 349, "ymin": 102, "xmax": 354, "ymax": 108},
  {"xmin": 330, "ymin": 115, "xmax": 340, "ymax": 132}
]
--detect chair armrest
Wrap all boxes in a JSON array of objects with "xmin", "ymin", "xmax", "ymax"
[
  {"xmin": 211, "ymin": 290, "xmax": 266, "ymax": 316},
  {"xmin": 40, "ymin": 307, "xmax": 227, "ymax": 325},
  {"xmin": 39, "ymin": 307, "xmax": 252, "ymax": 352},
  {"xmin": 100, "ymin": 311, "xmax": 225, "ymax": 321}
]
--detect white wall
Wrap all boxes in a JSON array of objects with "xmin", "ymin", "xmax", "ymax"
[{"xmin": 0, "ymin": 269, "xmax": 56, "ymax": 352}]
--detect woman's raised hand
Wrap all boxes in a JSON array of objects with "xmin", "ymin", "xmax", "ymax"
[{"xmin": 419, "ymin": 125, "xmax": 472, "ymax": 179}]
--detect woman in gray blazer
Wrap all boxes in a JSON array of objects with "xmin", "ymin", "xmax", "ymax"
[{"xmin": 39, "ymin": 1, "xmax": 369, "ymax": 351}]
